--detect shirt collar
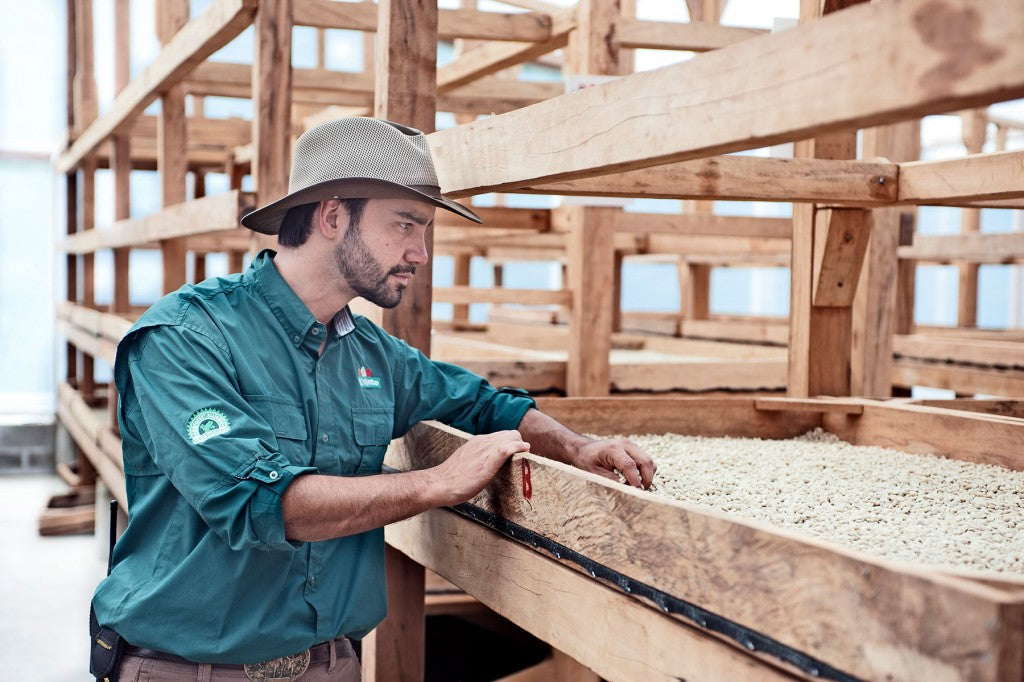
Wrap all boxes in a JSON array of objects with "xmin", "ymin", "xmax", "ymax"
[
  {"xmin": 249, "ymin": 250, "xmax": 327, "ymax": 349},
  {"xmin": 333, "ymin": 307, "xmax": 356, "ymax": 337}
]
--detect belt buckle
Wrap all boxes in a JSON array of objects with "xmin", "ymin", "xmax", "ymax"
[{"xmin": 243, "ymin": 649, "xmax": 311, "ymax": 682}]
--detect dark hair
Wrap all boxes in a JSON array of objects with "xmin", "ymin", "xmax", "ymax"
[{"xmin": 277, "ymin": 198, "xmax": 368, "ymax": 247}]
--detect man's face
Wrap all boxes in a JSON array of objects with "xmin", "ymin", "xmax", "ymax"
[{"xmin": 334, "ymin": 198, "xmax": 434, "ymax": 308}]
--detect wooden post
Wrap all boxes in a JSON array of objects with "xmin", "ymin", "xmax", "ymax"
[
  {"xmin": 157, "ymin": 0, "xmax": 189, "ymax": 294},
  {"xmin": 252, "ymin": 0, "xmax": 293, "ymax": 255},
  {"xmin": 374, "ymin": 0, "xmax": 439, "ymax": 356},
  {"xmin": 611, "ymin": 250, "xmax": 623, "ymax": 333},
  {"xmin": 787, "ymin": 0, "xmax": 871, "ymax": 398},
  {"xmin": 957, "ymin": 108, "xmax": 986, "ymax": 328},
  {"xmin": 452, "ymin": 253, "xmax": 472, "ymax": 326},
  {"xmin": 562, "ymin": 0, "xmax": 633, "ymax": 396},
  {"xmin": 366, "ymin": 0, "xmax": 438, "ymax": 679},
  {"xmin": 851, "ymin": 119, "xmax": 920, "ymax": 396}
]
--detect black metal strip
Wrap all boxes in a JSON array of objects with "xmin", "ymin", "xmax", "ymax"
[{"xmin": 447, "ymin": 501, "xmax": 862, "ymax": 682}]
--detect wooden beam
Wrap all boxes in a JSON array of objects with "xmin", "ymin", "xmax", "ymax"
[
  {"xmin": 610, "ymin": 358, "xmax": 787, "ymax": 392},
  {"xmin": 615, "ymin": 17, "xmax": 766, "ymax": 51},
  {"xmin": 294, "ymin": 0, "xmax": 556, "ymax": 42},
  {"xmin": 428, "ymin": 0, "xmax": 1024, "ymax": 196},
  {"xmin": 58, "ymin": 191, "xmax": 254, "ymax": 253},
  {"xmin": 56, "ymin": 0, "xmax": 258, "ymax": 173},
  {"xmin": 898, "ymin": 232, "xmax": 1024, "ymax": 264},
  {"xmin": 565, "ymin": 205, "xmax": 615, "ymax": 396},
  {"xmin": 437, "ymin": 8, "xmax": 575, "ymax": 93},
  {"xmin": 895, "ymin": 356, "xmax": 1024, "ymax": 399},
  {"xmin": 437, "ymin": 206, "xmax": 549, "ymax": 231},
  {"xmin": 647, "ymin": 233, "xmax": 790, "ymax": 257},
  {"xmin": 519, "ymin": 155, "xmax": 897, "ymax": 205},
  {"xmin": 898, "ymin": 150, "xmax": 1024, "ymax": 206}
]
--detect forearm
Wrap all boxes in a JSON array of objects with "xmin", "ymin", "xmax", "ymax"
[
  {"xmin": 516, "ymin": 407, "xmax": 590, "ymax": 465},
  {"xmin": 282, "ymin": 469, "xmax": 444, "ymax": 542}
]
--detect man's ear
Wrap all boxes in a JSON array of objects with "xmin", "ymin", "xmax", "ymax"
[{"xmin": 316, "ymin": 199, "xmax": 344, "ymax": 238}]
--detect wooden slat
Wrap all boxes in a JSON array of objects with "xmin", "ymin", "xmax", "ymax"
[
  {"xmin": 433, "ymin": 286, "xmax": 571, "ymax": 307},
  {"xmin": 647, "ymin": 234, "xmax": 791, "ymax": 257},
  {"xmin": 615, "ymin": 17, "xmax": 766, "ymax": 51},
  {"xmin": 892, "ymin": 358, "xmax": 1024, "ymax": 399},
  {"xmin": 910, "ymin": 399, "xmax": 1024, "ymax": 419},
  {"xmin": 57, "ymin": 383, "xmax": 126, "ymax": 510},
  {"xmin": 899, "ymin": 150, "xmax": 1024, "ymax": 207},
  {"xmin": 56, "ymin": 0, "xmax": 258, "ymax": 173},
  {"xmin": 610, "ymin": 359, "xmax": 787, "ymax": 392},
  {"xmin": 679, "ymin": 318, "xmax": 789, "ymax": 345},
  {"xmin": 429, "ymin": 0, "xmax": 1024, "ymax": 196},
  {"xmin": 898, "ymin": 232, "xmax": 1024, "ymax": 264},
  {"xmin": 294, "ymin": 0, "xmax": 556, "ymax": 42},
  {"xmin": 894, "ymin": 334, "xmax": 1024, "ymax": 368},
  {"xmin": 613, "ymin": 212, "xmax": 791, "ymax": 238},
  {"xmin": 58, "ymin": 191, "xmax": 254, "ymax": 253},
  {"xmin": 520, "ymin": 155, "xmax": 897, "ymax": 205}
]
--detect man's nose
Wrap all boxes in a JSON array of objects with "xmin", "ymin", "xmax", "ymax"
[{"xmin": 405, "ymin": 232, "xmax": 429, "ymax": 266}]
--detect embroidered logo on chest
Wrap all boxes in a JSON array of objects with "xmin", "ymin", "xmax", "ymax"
[
  {"xmin": 186, "ymin": 407, "xmax": 231, "ymax": 444},
  {"xmin": 357, "ymin": 366, "xmax": 381, "ymax": 389}
]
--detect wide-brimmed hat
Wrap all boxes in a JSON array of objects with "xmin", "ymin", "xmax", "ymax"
[{"xmin": 241, "ymin": 117, "xmax": 481, "ymax": 233}]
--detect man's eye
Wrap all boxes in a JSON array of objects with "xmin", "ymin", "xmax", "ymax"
[{"xmin": 399, "ymin": 223, "xmax": 414, "ymax": 231}]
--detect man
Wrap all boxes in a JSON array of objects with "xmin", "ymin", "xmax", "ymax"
[{"xmin": 90, "ymin": 117, "xmax": 655, "ymax": 681}]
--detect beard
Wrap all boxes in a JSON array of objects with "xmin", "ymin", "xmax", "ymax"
[{"xmin": 335, "ymin": 224, "xmax": 415, "ymax": 309}]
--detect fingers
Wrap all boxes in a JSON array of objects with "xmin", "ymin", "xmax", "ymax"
[
  {"xmin": 623, "ymin": 440, "xmax": 656, "ymax": 489},
  {"xmin": 611, "ymin": 450, "xmax": 644, "ymax": 488}
]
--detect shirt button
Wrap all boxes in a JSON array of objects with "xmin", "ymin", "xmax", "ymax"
[
  {"xmin": 312, "ymin": 326, "xmax": 321, "ymax": 336},
  {"xmin": 309, "ymin": 576, "xmax": 317, "ymax": 587},
  {"xmin": 268, "ymin": 470, "xmax": 279, "ymax": 480},
  {"xmin": 292, "ymin": 335, "xmax": 301, "ymax": 344},
  {"xmin": 321, "ymin": 434, "xmax": 329, "ymax": 443}
]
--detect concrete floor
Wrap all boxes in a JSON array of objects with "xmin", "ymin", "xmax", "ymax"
[{"xmin": 0, "ymin": 474, "xmax": 106, "ymax": 680}]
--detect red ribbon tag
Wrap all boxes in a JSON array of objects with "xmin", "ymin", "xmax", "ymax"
[{"xmin": 521, "ymin": 459, "xmax": 532, "ymax": 500}]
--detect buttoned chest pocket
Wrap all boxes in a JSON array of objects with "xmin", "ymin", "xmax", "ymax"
[
  {"xmin": 248, "ymin": 395, "xmax": 308, "ymax": 464},
  {"xmin": 351, "ymin": 407, "xmax": 394, "ymax": 475}
]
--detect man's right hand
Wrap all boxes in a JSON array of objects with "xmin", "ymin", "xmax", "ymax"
[{"xmin": 432, "ymin": 430, "xmax": 530, "ymax": 505}]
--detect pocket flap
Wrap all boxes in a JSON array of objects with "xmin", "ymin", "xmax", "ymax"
[
  {"xmin": 248, "ymin": 395, "xmax": 308, "ymax": 441},
  {"xmin": 352, "ymin": 408, "xmax": 393, "ymax": 446}
]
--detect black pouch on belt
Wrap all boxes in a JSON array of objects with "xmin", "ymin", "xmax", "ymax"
[{"xmin": 89, "ymin": 603, "xmax": 125, "ymax": 682}]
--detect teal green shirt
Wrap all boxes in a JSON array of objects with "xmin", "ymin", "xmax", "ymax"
[{"xmin": 92, "ymin": 251, "xmax": 534, "ymax": 664}]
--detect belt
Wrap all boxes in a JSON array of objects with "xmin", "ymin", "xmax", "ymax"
[{"xmin": 124, "ymin": 638, "xmax": 344, "ymax": 668}]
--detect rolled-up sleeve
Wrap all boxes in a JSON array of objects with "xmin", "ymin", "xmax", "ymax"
[
  {"xmin": 119, "ymin": 323, "xmax": 316, "ymax": 551},
  {"xmin": 386, "ymin": 333, "xmax": 536, "ymax": 437}
]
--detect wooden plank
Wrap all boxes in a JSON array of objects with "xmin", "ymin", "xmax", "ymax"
[
  {"xmin": 56, "ymin": 0, "xmax": 258, "ymax": 173},
  {"xmin": 894, "ymin": 334, "xmax": 1024, "ymax": 368},
  {"xmin": 387, "ymin": 509, "xmax": 801, "ymax": 682},
  {"xmin": 428, "ymin": 0, "xmax": 1024, "ymax": 196},
  {"xmin": 59, "ymin": 191, "xmax": 254, "ymax": 253},
  {"xmin": 158, "ymin": 0, "xmax": 190, "ymax": 294},
  {"xmin": 824, "ymin": 400, "xmax": 1024, "ymax": 471},
  {"xmin": 610, "ymin": 359, "xmax": 787, "ymax": 392},
  {"xmin": 451, "ymin": 254, "xmax": 472, "ymax": 324},
  {"xmin": 911, "ymin": 399, "xmax": 1024, "ymax": 419},
  {"xmin": 899, "ymin": 150, "xmax": 1024, "ymax": 206},
  {"xmin": 111, "ymin": 0, "xmax": 132, "ymax": 314},
  {"xmin": 614, "ymin": 212, "xmax": 791, "ymax": 238},
  {"xmin": 754, "ymin": 397, "xmax": 863, "ymax": 414},
  {"xmin": 892, "ymin": 358, "xmax": 1024, "ymax": 399},
  {"xmin": 59, "ymin": 319, "xmax": 118, "ymax": 365},
  {"xmin": 361, "ymin": 545, "xmax": 426, "ymax": 682},
  {"xmin": 393, "ymin": 418, "xmax": 1024, "ymax": 682},
  {"xmin": 438, "ymin": 206, "xmax": 549, "ymax": 231},
  {"xmin": 898, "ymin": 232, "xmax": 1024, "ymax": 264},
  {"xmin": 648, "ymin": 233, "xmax": 790, "ymax": 257},
  {"xmin": 458, "ymin": 360, "xmax": 566, "ymax": 392},
  {"xmin": 811, "ymin": 209, "xmax": 871, "ymax": 307},
  {"xmin": 615, "ymin": 17, "xmax": 766, "ymax": 51},
  {"xmin": 294, "ymin": 0, "xmax": 556, "ymax": 42},
  {"xmin": 519, "ymin": 155, "xmax": 897, "ymax": 205},
  {"xmin": 679, "ymin": 318, "xmax": 789, "ymax": 345},
  {"xmin": 437, "ymin": 8, "xmax": 575, "ymax": 92}
]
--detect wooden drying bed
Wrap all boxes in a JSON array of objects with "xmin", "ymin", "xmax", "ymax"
[
  {"xmin": 384, "ymin": 397, "xmax": 1024, "ymax": 682},
  {"xmin": 893, "ymin": 332, "xmax": 1024, "ymax": 396}
]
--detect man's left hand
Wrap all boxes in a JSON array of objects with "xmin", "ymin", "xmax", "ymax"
[{"xmin": 571, "ymin": 438, "xmax": 656, "ymax": 490}]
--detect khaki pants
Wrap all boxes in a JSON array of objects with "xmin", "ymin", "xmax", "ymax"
[{"xmin": 116, "ymin": 638, "xmax": 361, "ymax": 682}]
